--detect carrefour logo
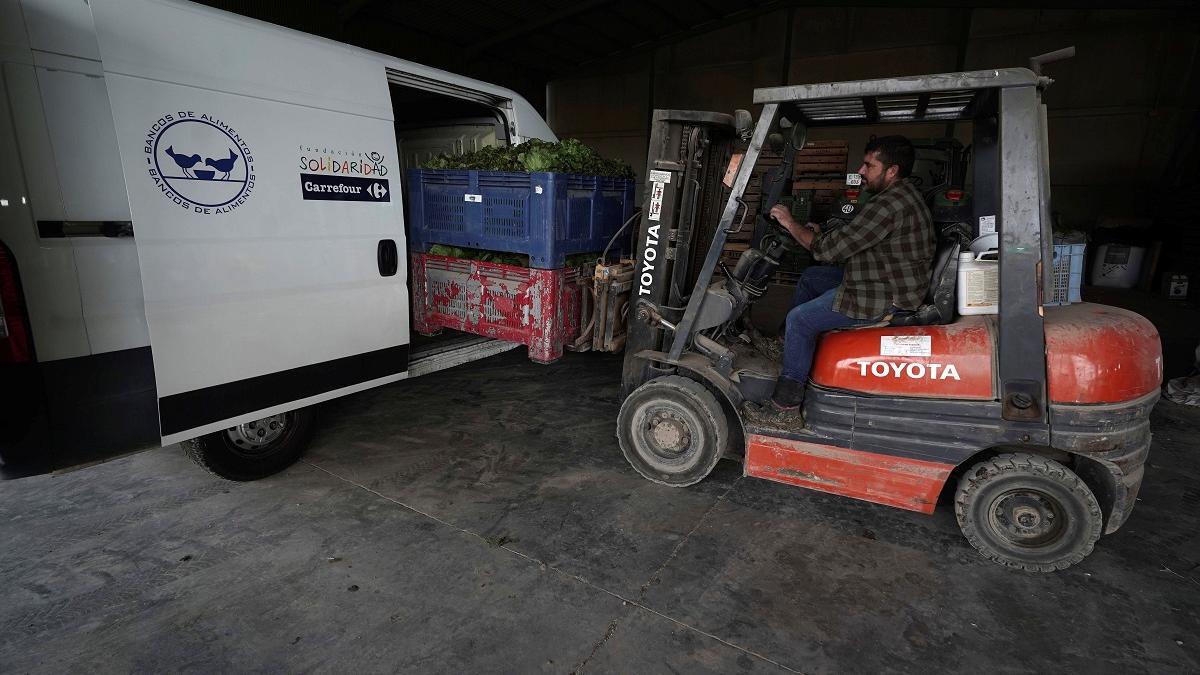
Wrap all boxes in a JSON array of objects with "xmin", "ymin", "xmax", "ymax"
[{"xmin": 144, "ymin": 111, "xmax": 255, "ymax": 214}]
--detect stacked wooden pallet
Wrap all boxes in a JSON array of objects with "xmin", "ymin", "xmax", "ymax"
[
  {"xmin": 792, "ymin": 139, "xmax": 850, "ymax": 222},
  {"xmin": 718, "ymin": 140, "xmax": 851, "ymax": 275},
  {"xmin": 774, "ymin": 140, "xmax": 852, "ymax": 285},
  {"xmin": 794, "ymin": 141, "xmax": 850, "ymax": 181},
  {"xmin": 719, "ymin": 148, "xmax": 782, "ymax": 268}
]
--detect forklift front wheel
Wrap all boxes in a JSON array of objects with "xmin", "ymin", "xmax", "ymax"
[
  {"xmin": 617, "ymin": 376, "xmax": 729, "ymax": 487},
  {"xmin": 955, "ymin": 453, "xmax": 1103, "ymax": 573}
]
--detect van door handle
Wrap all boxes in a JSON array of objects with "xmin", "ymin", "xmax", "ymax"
[{"xmin": 377, "ymin": 239, "xmax": 398, "ymax": 277}]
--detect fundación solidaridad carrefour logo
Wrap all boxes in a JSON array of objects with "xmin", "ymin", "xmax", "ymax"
[{"xmin": 144, "ymin": 111, "xmax": 254, "ymax": 214}]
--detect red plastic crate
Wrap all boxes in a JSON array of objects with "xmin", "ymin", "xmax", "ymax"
[{"xmin": 411, "ymin": 253, "xmax": 583, "ymax": 364}]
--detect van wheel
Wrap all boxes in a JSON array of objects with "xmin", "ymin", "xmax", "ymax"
[
  {"xmin": 955, "ymin": 453, "xmax": 1103, "ymax": 572},
  {"xmin": 617, "ymin": 375, "xmax": 728, "ymax": 487},
  {"xmin": 183, "ymin": 407, "xmax": 316, "ymax": 481}
]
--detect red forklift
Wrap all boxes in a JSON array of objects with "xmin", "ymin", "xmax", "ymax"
[{"xmin": 615, "ymin": 64, "xmax": 1162, "ymax": 572}]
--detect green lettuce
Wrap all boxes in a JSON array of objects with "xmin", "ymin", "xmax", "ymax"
[{"xmin": 422, "ymin": 139, "xmax": 634, "ymax": 179}]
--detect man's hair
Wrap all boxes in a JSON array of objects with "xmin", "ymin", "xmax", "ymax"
[{"xmin": 864, "ymin": 135, "xmax": 915, "ymax": 178}]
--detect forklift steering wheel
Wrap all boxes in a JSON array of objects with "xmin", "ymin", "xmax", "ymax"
[{"xmin": 760, "ymin": 227, "xmax": 796, "ymax": 252}]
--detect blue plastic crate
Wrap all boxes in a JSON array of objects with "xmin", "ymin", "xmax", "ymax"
[
  {"xmin": 406, "ymin": 169, "xmax": 636, "ymax": 268},
  {"xmin": 1049, "ymin": 243, "xmax": 1085, "ymax": 305}
]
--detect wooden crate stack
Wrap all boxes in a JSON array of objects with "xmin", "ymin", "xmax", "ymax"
[
  {"xmin": 792, "ymin": 139, "xmax": 850, "ymax": 222},
  {"xmin": 719, "ymin": 148, "xmax": 781, "ymax": 269},
  {"xmin": 719, "ymin": 141, "xmax": 850, "ymax": 279}
]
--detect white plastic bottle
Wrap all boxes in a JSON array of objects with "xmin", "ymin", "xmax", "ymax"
[{"xmin": 957, "ymin": 251, "xmax": 999, "ymax": 315}]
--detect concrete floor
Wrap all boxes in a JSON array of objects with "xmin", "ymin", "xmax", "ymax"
[{"xmin": 1, "ymin": 350, "xmax": 1199, "ymax": 673}]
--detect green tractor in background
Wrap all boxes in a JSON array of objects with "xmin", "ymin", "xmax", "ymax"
[{"xmin": 912, "ymin": 137, "xmax": 974, "ymax": 230}]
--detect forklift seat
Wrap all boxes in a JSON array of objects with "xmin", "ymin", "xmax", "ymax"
[{"xmin": 887, "ymin": 223, "xmax": 971, "ymax": 327}]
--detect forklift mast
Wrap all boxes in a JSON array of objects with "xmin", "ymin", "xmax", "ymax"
[{"xmin": 621, "ymin": 111, "xmax": 738, "ymax": 395}]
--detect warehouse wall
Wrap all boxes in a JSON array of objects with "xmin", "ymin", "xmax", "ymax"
[{"xmin": 547, "ymin": 8, "xmax": 1200, "ymax": 232}]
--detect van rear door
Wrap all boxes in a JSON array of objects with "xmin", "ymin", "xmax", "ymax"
[{"xmin": 91, "ymin": 0, "xmax": 410, "ymax": 444}]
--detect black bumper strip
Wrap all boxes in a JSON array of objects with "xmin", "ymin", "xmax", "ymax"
[{"xmin": 159, "ymin": 344, "xmax": 409, "ymax": 437}]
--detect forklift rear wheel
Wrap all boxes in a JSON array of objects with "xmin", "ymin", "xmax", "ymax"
[
  {"xmin": 955, "ymin": 453, "xmax": 1103, "ymax": 572},
  {"xmin": 617, "ymin": 376, "xmax": 729, "ymax": 487},
  {"xmin": 183, "ymin": 407, "xmax": 316, "ymax": 481}
]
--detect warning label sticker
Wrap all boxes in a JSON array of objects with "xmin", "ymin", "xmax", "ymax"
[
  {"xmin": 722, "ymin": 153, "xmax": 744, "ymax": 188},
  {"xmin": 648, "ymin": 181, "xmax": 665, "ymax": 221},
  {"xmin": 880, "ymin": 335, "xmax": 932, "ymax": 357},
  {"xmin": 979, "ymin": 214, "xmax": 996, "ymax": 234}
]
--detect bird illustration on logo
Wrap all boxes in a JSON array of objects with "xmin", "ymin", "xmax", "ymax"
[
  {"xmin": 205, "ymin": 149, "xmax": 240, "ymax": 181},
  {"xmin": 162, "ymin": 146, "xmax": 240, "ymax": 181},
  {"xmin": 164, "ymin": 145, "xmax": 202, "ymax": 177}
]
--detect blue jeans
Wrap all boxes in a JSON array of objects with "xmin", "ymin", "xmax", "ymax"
[
  {"xmin": 781, "ymin": 266, "xmax": 883, "ymax": 383},
  {"xmin": 789, "ymin": 264, "xmax": 845, "ymax": 310}
]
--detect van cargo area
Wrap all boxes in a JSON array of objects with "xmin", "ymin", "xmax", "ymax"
[
  {"xmin": 388, "ymin": 81, "xmax": 525, "ymax": 366},
  {"xmin": 390, "ymin": 84, "xmax": 510, "ymax": 175}
]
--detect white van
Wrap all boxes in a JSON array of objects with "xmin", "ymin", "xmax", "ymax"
[{"xmin": 0, "ymin": 0, "xmax": 557, "ymax": 478}]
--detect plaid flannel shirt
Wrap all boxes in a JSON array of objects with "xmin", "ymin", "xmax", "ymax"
[{"xmin": 809, "ymin": 178, "xmax": 935, "ymax": 319}]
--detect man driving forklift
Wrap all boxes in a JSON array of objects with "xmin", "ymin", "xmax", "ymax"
[
  {"xmin": 619, "ymin": 62, "xmax": 1161, "ymax": 572},
  {"xmin": 746, "ymin": 136, "xmax": 936, "ymax": 428}
]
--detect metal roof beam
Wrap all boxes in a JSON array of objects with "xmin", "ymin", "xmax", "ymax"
[
  {"xmin": 562, "ymin": 17, "xmax": 632, "ymax": 50},
  {"xmin": 338, "ymin": 0, "xmax": 373, "ymax": 23},
  {"xmin": 579, "ymin": 0, "xmax": 788, "ymax": 67},
  {"xmin": 642, "ymin": 0, "xmax": 690, "ymax": 32},
  {"xmin": 464, "ymin": 0, "xmax": 617, "ymax": 57}
]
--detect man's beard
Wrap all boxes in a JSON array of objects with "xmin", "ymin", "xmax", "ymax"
[{"xmin": 865, "ymin": 174, "xmax": 887, "ymax": 192}]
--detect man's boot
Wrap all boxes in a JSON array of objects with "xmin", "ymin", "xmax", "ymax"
[{"xmin": 741, "ymin": 376, "xmax": 806, "ymax": 432}]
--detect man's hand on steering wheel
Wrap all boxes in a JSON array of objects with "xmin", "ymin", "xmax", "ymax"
[{"xmin": 769, "ymin": 204, "xmax": 819, "ymax": 249}]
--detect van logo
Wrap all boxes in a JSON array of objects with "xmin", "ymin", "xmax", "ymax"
[
  {"xmin": 298, "ymin": 146, "xmax": 391, "ymax": 203},
  {"xmin": 144, "ymin": 111, "xmax": 255, "ymax": 214}
]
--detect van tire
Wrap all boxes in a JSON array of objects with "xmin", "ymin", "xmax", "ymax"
[{"xmin": 183, "ymin": 407, "xmax": 316, "ymax": 481}]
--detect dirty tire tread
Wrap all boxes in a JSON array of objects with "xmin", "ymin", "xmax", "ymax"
[
  {"xmin": 182, "ymin": 407, "xmax": 316, "ymax": 481},
  {"xmin": 182, "ymin": 438, "xmax": 222, "ymax": 478},
  {"xmin": 955, "ymin": 452, "xmax": 1103, "ymax": 573},
  {"xmin": 617, "ymin": 375, "xmax": 729, "ymax": 488}
]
